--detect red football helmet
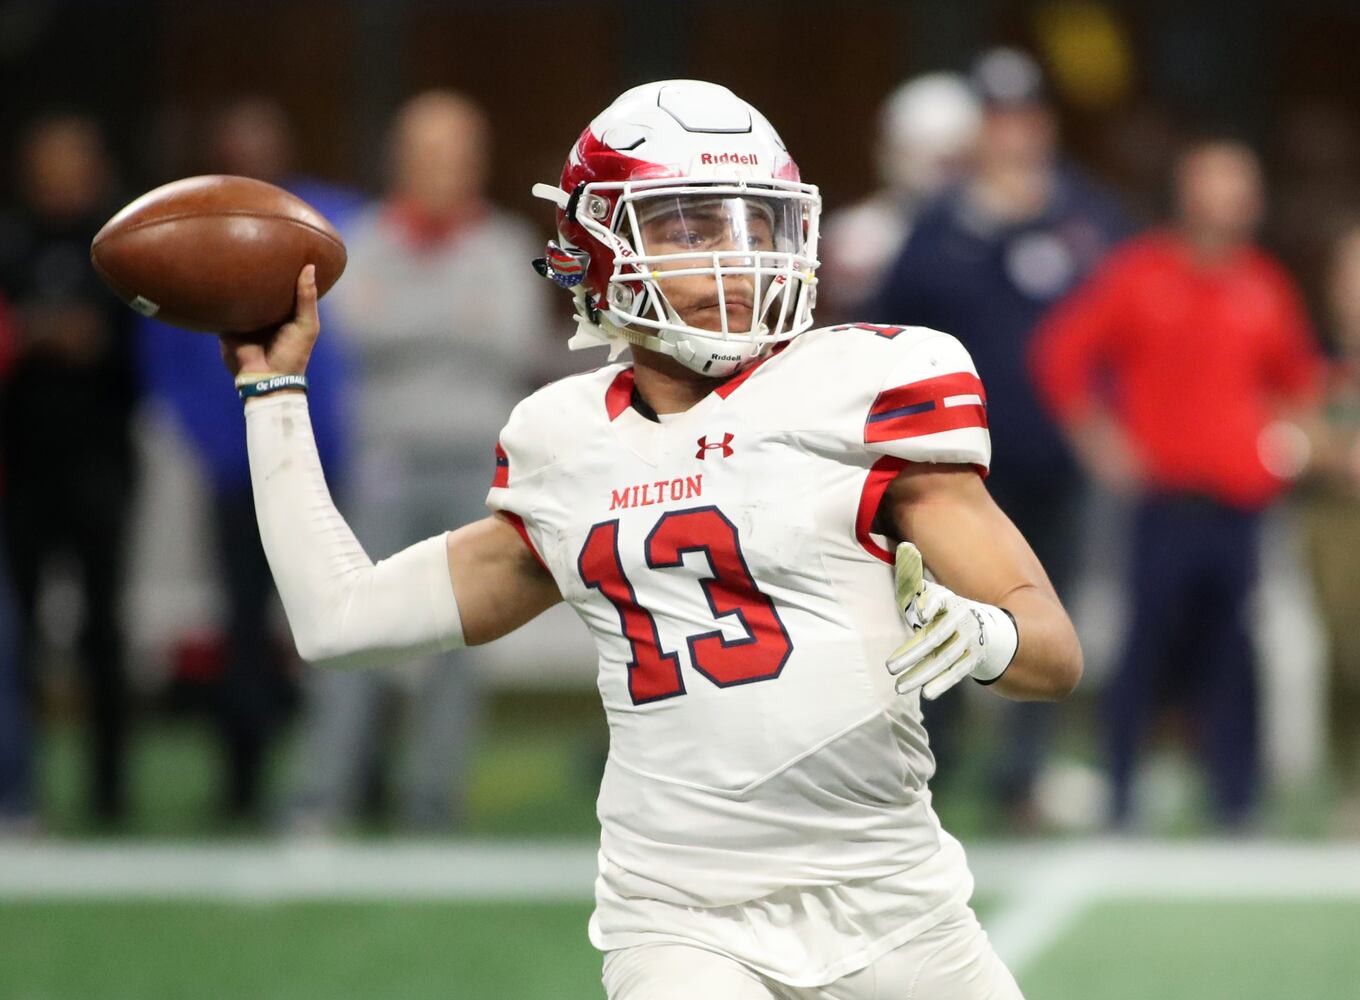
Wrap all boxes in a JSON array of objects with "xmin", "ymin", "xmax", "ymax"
[{"xmin": 533, "ymin": 80, "xmax": 821, "ymax": 378}]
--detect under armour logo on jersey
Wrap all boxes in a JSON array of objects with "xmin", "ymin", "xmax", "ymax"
[{"xmin": 696, "ymin": 433, "xmax": 735, "ymax": 460}]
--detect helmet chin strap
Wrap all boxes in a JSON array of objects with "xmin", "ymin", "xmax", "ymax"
[
  {"xmin": 671, "ymin": 337, "xmax": 763, "ymax": 378},
  {"xmin": 569, "ymin": 280, "xmax": 773, "ymax": 378},
  {"xmin": 588, "ymin": 310, "xmax": 767, "ymax": 378}
]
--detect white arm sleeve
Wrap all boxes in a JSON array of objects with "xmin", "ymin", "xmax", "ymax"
[{"xmin": 245, "ymin": 394, "xmax": 464, "ymax": 669}]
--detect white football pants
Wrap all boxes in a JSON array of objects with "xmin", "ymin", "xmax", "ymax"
[{"xmin": 601, "ymin": 905, "xmax": 1024, "ymax": 1000}]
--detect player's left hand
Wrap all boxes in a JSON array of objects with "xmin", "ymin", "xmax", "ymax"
[{"xmin": 886, "ymin": 542, "xmax": 1018, "ymax": 700}]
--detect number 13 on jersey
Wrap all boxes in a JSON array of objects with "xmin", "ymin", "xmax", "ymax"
[{"xmin": 578, "ymin": 505, "xmax": 794, "ymax": 704}]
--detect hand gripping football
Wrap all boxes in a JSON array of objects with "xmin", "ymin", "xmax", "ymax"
[{"xmin": 90, "ymin": 174, "xmax": 347, "ymax": 333}]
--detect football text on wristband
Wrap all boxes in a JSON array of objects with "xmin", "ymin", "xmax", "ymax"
[
  {"xmin": 966, "ymin": 601, "xmax": 1019, "ymax": 685},
  {"xmin": 236, "ymin": 372, "xmax": 308, "ymax": 400}
]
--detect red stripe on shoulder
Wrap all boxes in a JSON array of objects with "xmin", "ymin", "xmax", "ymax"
[
  {"xmin": 869, "ymin": 372, "xmax": 986, "ymax": 416},
  {"xmin": 865, "ymin": 405, "xmax": 987, "ymax": 442},
  {"xmin": 500, "ymin": 511, "xmax": 549, "ymax": 572},
  {"xmin": 865, "ymin": 372, "xmax": 987, "ymax": 443},
  {"xmin": 855, "ymin": 456, "xmax": 909, "ymax": 563}
]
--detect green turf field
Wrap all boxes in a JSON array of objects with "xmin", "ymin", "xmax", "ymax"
[
  {"xmin": 1, "ymin": 895, "xmax": 1357, "ymax": 999},
  {"xmin": 2, "ymin": 842, "xmax": 1358, "ymax": 999},
  {"xmin": 36, "ymin": 703, "xmax": 609, "ymax": 839},
  {"xmin": 0, "ymin": 900, "xmax": 600, "ymax": 1000},
  {"xmin": 1022, "ymin": 899, "xmax": 1360, "ymax": 1000}
]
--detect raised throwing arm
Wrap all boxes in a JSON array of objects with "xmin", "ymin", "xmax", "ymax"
[{"xmin": 224, "ymin": 267, "xmax": 560, "ymax": 669}]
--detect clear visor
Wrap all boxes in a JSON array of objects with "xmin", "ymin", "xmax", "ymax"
[
  {"xmin": 617, "ymin": 192, "xmax": 813, "ymax": 338},
  {"xmin": 630, "ymin": 194, "xmax": 804, "ymax": 256}
]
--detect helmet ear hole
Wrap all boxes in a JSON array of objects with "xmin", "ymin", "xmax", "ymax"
[
  {"xmin": 608, "ymin": 284, "xmax": 635, "ymax": 310},
  {"xmin": 585, "ymin": 194, "xmax": 611, "ymax": 221}
]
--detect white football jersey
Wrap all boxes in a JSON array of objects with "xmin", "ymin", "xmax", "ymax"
[{"xmin": 487, "ymin": 323, "xmax": 991, "ymax": 982}]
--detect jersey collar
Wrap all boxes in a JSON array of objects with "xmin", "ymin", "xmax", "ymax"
[{"xmin": 603, "ymin": 342, "xmax": 790, "ymax": 423}]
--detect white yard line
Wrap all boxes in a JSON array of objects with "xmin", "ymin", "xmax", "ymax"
[
  {"xmin": 973, "ymin": 839, "xmax": 1360, "ymax": 974},
  {"xmin": 0, "ymin": 840, "xmax": 600, "ymax": 901},
  {"xmin": 969, "ymin": 844, "xmax": 1098, "ymax": 975},
  {"xmin": 0, "ymin": 836, "xmax": 1356, "ymax": 980}
]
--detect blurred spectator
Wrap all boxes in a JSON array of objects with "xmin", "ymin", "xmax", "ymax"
[
  {"xmin": 1270, "ymin": 100, "xmax": 1360, "ymax": 326},
  {"xmin": 1300, "ymin": 224, "xmax": 1360, "ymax": 833},
  {"xmin": 1031, "ymin": 138, "xmax": 1323, "ymax": 829},
  {"xmin": 872, "ymin": 48, "xmax": 1131, "ymax": 823},
  {"xmin": 136, "ymin": 98, "xmax": 361, "ymax": 821},
  {"xmin": 0, "ymin": 115, "xmax": 139, "ymax": 825},
  {"xmin": 818, "ymin": 73, "xmax": 980, "ymax": 322},
  {"xmin": 286, "ymin": 91, "xmax": 549, "ymax": 832}
]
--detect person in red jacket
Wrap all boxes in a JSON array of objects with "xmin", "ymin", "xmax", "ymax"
[{"xmin": 1031, "ymin": 137, "xmax": 1323, "ymax": 828}]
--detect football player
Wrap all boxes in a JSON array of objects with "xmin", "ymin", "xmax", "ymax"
[{"xmin": 223, "ymin": 80, "xmax": 1081, "ymax": 999}]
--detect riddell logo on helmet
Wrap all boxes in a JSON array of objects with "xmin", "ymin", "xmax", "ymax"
[{"xmin": 700, "ymin": 152, "xmax": 759, "ymax": 166}]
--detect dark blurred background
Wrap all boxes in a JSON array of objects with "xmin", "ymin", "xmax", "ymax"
[
  {"xmin": 2, "ymin": 1, "xmax": 1356, "ymax": 237},
  {"xmin": 4, "ymin": 0, "xmax": 1358, "ymax": 322}
]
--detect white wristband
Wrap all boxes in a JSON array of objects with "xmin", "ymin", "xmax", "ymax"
[
  {"xmin": 961, "ymin": 599, "xmax": 1019, "ymax": 684},
  {"xmin": 245, "ymin": 394, "xmax": 464, "ymax": 668}
]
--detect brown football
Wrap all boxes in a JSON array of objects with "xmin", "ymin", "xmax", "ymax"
[{"xmin": 90, "ymin": 174, "xmax": 347, "ymax": 333}]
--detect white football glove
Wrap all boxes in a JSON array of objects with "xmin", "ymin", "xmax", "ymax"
[{"xmin": 886, "ymin": 542, "xmax": 1018, "ymax": 700}]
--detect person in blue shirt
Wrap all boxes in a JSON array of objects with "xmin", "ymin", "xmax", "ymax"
[
  {"xmin": 136, "ymin": 99, "xmax": 362, "ymax": 821},
  {"xmin": 872, "ymin": 49, "xmax": 1132, "ymax": 826}
]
